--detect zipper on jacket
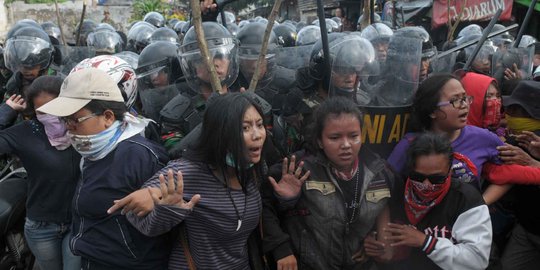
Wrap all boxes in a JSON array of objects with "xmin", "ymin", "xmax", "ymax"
[
  {"xmin": 70, "ymin": 159, "xmax": 86, "ymax": 253},
  {"xmin": 115, "ymin": 218, "xmax": 138, "ymax": 259}
]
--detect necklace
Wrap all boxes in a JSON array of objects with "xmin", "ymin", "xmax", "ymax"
[
  {"xmin": 222, "ymin": 169, "xmax": 247, "ymax": 231},
  {"xmin": 345, "ymin": 170, "xmax": 361, "ymax": 234}
]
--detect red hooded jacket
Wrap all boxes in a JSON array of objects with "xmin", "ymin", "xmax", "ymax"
[{"xmin": 460, "ymin": 72, "xmax": 497, "ymax": 128}]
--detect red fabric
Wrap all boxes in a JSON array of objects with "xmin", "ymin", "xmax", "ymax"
[
  {"xmin": 483, "ymin": 163, "xmax": 540, "ymax": 185},
  {"xmin": 432, "ymin": 0, "xmax": 513, "ymax": 28},
  {"xmin": 460, "ymin": 72, "xmax": 497, "ymax": 128},
  {"xmin": 483, "ymin": 98, "xmax": 502, "ymax": 128},
  {"xmin": 404, "ymin": 175, "xmax": 451, "ymax": 225},
  {"xmin": 453, "ymin": 152, "xmax": 478, "ymax": 177}
]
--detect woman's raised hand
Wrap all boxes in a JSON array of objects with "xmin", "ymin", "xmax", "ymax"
[
  {"xmin": 150, "ymin": 169, "xmax": 201, "ymax": 210},
  {"xmin": 268, "ymin": 155, "xmax": 310, "ymax": 199},
  {"xmin": 107, "ymin": 169, "xmax": 201, "ymax": 217}
]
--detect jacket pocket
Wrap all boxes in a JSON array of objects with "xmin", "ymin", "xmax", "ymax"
[
  {"xmin": 365, "ymin": 188, "xmax": 391, "ymax": 203},
  {"xmin": 115, "ymin": 218, "xmax": 139, "ymax": 259},
  {"xmin": 305, "ymin": 181, "xmax": 336, "ymax": 195}
]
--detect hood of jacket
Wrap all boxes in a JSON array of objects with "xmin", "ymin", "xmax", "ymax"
[{"xmin": 461, "ymin": 72, "xmax": 496, "ymax": 128}]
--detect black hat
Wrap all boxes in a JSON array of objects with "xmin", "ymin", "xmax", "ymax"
[{"xmin": 503, "ymin": 80, "xmax": 540, "ymax": 119}]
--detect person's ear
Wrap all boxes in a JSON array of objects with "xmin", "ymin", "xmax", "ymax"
[
  {"xmin": 317, "ymin": 139, "xmax": 323, "ymax": 149},
  {"xmin": 102, "ymin": 110, "xmax": 116, "ymax": 127}
]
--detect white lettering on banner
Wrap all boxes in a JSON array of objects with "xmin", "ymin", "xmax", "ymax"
[{"xmin": 449, "ymin": 0, "xmax": 505, "ymax": 21}]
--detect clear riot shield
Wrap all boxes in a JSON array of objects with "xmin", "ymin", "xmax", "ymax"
[
  {"xmin": 51, "ymin": 45, "xmax": 96, "ymax": 77},
  {"xmin": 358, "ymin": 36, "xmax": 421, "ymax": 159},
  {"xmin": 432, "ymin": 51, "xmax": 458, "ymax": 73},
  {"xmin": 329, "ymin": 36, "xmax": 379, "ymax": 106},
  {"xmin": 492, "ymin": 46, "xmax": 534, "ymax": 80},
  {"xmin": 274, "ymin": 45, "xmax": 312, "ymax": 70},
  {"xmin": 465, "ymin": 44, "xmax": 496, "ymax": 75},
  {"xmin": 364, "ymin": 35, "xmax": 422, "ymax": 107},
  {"xmin": 137, "ymin": 82, "xmax": 181, "ymax": 122}
]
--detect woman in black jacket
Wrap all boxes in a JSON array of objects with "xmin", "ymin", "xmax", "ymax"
[{"xmin": 0, "ymin": 75, "xmax": 81, "ymax": 270}]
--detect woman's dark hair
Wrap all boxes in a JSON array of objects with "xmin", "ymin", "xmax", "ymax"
[
  {"xmin": 84, "ymin": 100, "xmax": 126, "ymax": 121},
  {"xmin": 405, "ymin": 132, "xmax": 453, "ymax": 176},
  {"xmin": 310, "ymin": 97, "xmax": 363, "ymax": 151},
  {"xmin": 410, "ymin": 73, "xmax": 459, "ymax": 132},
  {"xmin": 25, "ymin": 75, "xmax": 63, "ymax": 115},
  {"xmin": 194, "ymin": 93, "xmax": 266, "ymax": 193}
]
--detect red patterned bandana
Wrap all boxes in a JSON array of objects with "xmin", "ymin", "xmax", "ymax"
[
  {"xmin": 482, "ymin": 98, "xmax": 502, "ymax": 128},
  {"xmin": 404, "ymin": 175, "xmax": 451, "ymax": 225}
]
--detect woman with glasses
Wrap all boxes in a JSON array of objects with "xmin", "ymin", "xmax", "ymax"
[
  {"xmin": 0, "ymin": 75, "xmax": 81, "ymax": 270},
  {"xmin": 37, "ymin": 68, "xmax": 170, "ymax": 270},
  {"xmin": 381, "ymin": 132, "xmax": 491, "ymax": 270}
]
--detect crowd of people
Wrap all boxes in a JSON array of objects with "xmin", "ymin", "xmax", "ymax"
[{"xmin": 0, "ymin": 2, "xmax": 540, "ymax": 270}]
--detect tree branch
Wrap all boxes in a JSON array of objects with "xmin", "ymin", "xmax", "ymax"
[{"xmin": 248, "ymin": 0, "xmax": 283, "ymax": 92}]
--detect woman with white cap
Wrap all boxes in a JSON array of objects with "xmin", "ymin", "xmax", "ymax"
[{"xmin": 37, "ymin": 68, "xmax": 170, "ymax": 270}]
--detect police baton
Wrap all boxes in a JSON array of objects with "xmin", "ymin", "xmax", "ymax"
[
  {"xmin": 462, "ymin": 8, "xmax": 502, "ymax": 72},
  {"xmin": 75, "ymin": 0, "xmax": 87, "ymax": 46},
  {"xmin": 316, "ymin": 0, "xmax": 331, "ymax": 90},
  {"xmin": 513, "ymin": 0, "xmax": 538, "ymax": 48},
  {"xmin": 437, "ymin": 23, "xmax": 518, "ymax": 59}
]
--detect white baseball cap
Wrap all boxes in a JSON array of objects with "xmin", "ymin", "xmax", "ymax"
[{"xmin": 37, "ymin": 68, "xmax": 124, "ymax": 116}]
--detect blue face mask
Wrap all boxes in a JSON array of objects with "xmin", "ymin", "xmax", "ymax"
[
  {"xmin": 226, "ymin": 152, "xmax": 254, "ymax": 169},
  {"xmin": 68, "ymin": 121, "xmax": 123, "ymax": 160}
]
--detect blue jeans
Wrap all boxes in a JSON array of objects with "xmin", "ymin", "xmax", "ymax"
[{"xmin": 24, "ymin": 218, "xmax": 81, "ymax": 270}]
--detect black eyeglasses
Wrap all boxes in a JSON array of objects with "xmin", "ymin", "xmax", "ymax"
[
  {"xmin": 437, "ymin": 96, "xmax": 473, "ymax": 109},
  {"xmin": 409, "ymin": 171, "xmax": 448, "ymax": 184}
]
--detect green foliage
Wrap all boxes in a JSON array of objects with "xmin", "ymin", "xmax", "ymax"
[{"xmin": 131, "ymin": 0, "xmax": 166, "ymax": 22}]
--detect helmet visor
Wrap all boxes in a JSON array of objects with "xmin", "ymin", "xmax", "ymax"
[{"xmin": 4, "ymin": 36, "xmax": 53, "ymax": 72}]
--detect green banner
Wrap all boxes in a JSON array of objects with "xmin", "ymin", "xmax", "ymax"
[{"xmin": 515, "ymin": 0, "xmax": 540, "ymax": 12}]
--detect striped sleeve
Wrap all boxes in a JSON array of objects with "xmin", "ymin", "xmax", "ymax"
[
  {"xmin": 126, "ymin": 160, "xmax": 193, "ymax": 237},
  {"xmin": 427, "ymin": 204, "xmax": 492, "ymax": 270}
]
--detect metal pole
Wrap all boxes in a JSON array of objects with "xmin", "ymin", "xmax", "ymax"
[{"xmin": 463, "ymin": 8, "xmax": 502, "ymax": 71}]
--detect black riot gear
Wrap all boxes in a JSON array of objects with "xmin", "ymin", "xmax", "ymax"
[
  {"xmin": 273, "ymin": 24, "xmax": 297, "ymax": 47},
  {"xmin": 143, "ymin": 12, "xmax": 165, "ymax": 28}
]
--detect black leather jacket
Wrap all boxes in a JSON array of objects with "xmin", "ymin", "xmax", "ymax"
[{"xmin": 263, "ymin": 148, "xmax": 398, "ymax": 270}]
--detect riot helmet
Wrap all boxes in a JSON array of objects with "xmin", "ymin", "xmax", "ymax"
[
  {"xmin": 295, "ymin": 21, "xmax": 307, "ymax": 32},
  {"xmin": 238, "ymin": 20, "xmax": 250, "ymax": 29},
  {"xmin": 173, "ymin": 21, "xmax": 187, "ymax": 35},
  {"xmin": 456, "ymin": 24, "xmax": 482, "ymax": 43},
  {"xmin": 137, "ymin": 41, "xmax": 182, "ymax": 88},
  {"xmin": 4, "ymin": 26, "xmax": 54, "ymax": 75},
  {"xmin": 150, "ymin": 27, "xmax": 180, "ymax": 45},
  {"xmin": 273, "ymin": 24, "xmax": 297, "ymax": 47},
  {"xmin": 71, "ymin": 55, "xmax": 138, "ymax": 109},
  {"xmin": 296, "ymin": 25, "xmax": 321, "ymax": 46},
  {"xmin": 73, "ymin": 19, "xmax": 98, "ymax": 46},
  {"xmin": 87, "ymin": 27, "xmax": 124, "ymax": 55},
  {"xmin": 217, "ymin": 11, "xmax": 236, "ymax": 26},
  {"xmin": 227, "ymin": 23, "xmax": 239, "ymax": 37},
  {"xmin": 393, "ymin": 27, "xmax": 436, "ymax": 81},
  {"xmin": 457, "ymin": 34, "xmax": 497, "ymax": 75},
  {"xmin": 518, "ymin": 35, "xmax": 537, "ymax": 48},
  {"xmin": 115, "ymin": 50, "xmax": 140, "ymax": 69},
  {"xmin": 357, "ymin": 13, "xmax": 381, "ymax": 31},
  {"xmin": 180, "ymin": 22, "xmax": 239, "ymax": 93},
  {"xmin": 491, "ymin": 24, "xmax": 514, "ymax": 50},
  {"xmin": 41, "ymin": 21, "xmax": 61, "ymax": 41},
  {"xmin": 312, "ymin": 18, "xmax": 339, "ymax": 33},
  {"xmin": 237, "ymin": 22, "xmax": 278, "ymax": 90},
  {"xmin": 143, "ymin": 12, "xmax": 165, "ymax": 28},
  {"xmin": 127, "ymin": 21, "xmax": 157, "ymax": 53},
  {"xmin": 167, "ymin": 18, "xmax": 180, "ymax": 29},
  {"xmin": 331, "ymin": 17, "xmax": 343, "ymax": 32},
  {"xmin": 360, "ymin": 23, "xmax": 393, "ymax": 62},
  {"xmin": 310, "ymin": 33, "xmax": 377, "ymax": 96}
]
